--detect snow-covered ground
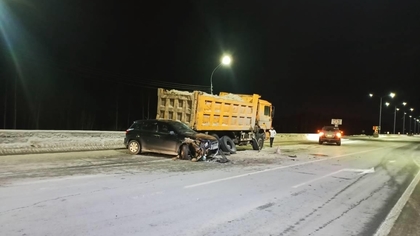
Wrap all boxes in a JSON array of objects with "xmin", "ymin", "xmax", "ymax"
[{"xmin": 0, "ymin": 130, "xmax": 125, "ymax": 155}]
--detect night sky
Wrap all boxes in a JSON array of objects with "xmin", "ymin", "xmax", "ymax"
[{"xmin": 1, "ymin": 0, "xmax": 419, "ymax": 134}]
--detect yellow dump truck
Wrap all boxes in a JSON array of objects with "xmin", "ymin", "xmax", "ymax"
[{"xmin": 156, "ymin": 88, "xmax": 274, "ymax": 153}]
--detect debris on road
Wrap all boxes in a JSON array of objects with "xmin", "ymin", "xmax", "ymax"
[{"xmin": 274, "ymin": 147, "xmax": 281, "ymax": 154}]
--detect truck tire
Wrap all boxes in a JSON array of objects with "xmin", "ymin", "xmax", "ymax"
[
  {"xmin": 257, "ymin": 135, "xmax": 264, "ymax": 150},
  {"xmin": 220, "ymin": 136, "xmax": 237, "ymax": 154},
  {"xmin": 251, "ymin": 138, "xmax": 259, "ymax": 150}
]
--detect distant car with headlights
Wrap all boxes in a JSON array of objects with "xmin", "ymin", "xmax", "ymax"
[
  {"xmin": 124, "ymin": 119, "xmax": 220, "ymax": 161},
  {"xmin": 318, "ymin": 126, "xmax": 342, "ymax": 145}
]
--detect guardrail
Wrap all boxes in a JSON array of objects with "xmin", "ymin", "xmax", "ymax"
[{"xmin": 0, "ymin": 130, "xmax": 319, "ymax": 155}]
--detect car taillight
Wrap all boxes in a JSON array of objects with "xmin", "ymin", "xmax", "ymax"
[
  {"xmin": 319, "ymin": 132, "xmax": 324, "ymax": 136},
  {"xmin": 336, "ymin": 132, "xmax": 341, "ymax": 137},
  {"xmin": 126, "ymin": 129, "xmax": 129, "ymax": 134}
]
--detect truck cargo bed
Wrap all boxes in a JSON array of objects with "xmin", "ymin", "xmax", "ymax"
[{"xmin": 156, "ymin": 89, "xmax": 259, "ymax": 131}]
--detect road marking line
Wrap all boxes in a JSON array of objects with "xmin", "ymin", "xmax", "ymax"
[
  {"xmin": 184, "ymin": 148, "xmax": 383, "ymax": 188},
  {"xmin": 292, "ymin": 167, "xmax": 375, "ymax": 188},
  {"xmin": 373, "ymin": 169, "xmax": 420, "ymax": 236},
  {"xmin": 414, "ymin": 159, "xmax": 420, "ymax": 168},
  {"xmin": 293, "ymin": 169, "xmax": 345, "ymax": 188}
]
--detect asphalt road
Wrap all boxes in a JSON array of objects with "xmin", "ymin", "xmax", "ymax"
[{"xmin": 1, "ymin": 137, "xmax": 420, "ymax": 236}]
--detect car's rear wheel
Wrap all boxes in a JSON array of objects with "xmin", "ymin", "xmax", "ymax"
[
  {"xmin": 319, "ymin": 139, "xmax": 323, "ymax": 145},
  {"xmin": 337, "ymin": 140, "xmax": 341, "ymax": 146},
  {"xmin": 128, "ymin": 140, "xmax": 141, "ymax": 155}
]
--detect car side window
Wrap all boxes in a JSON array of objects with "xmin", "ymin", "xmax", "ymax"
[
  {"xmin": 141, "ymin": 121, "xmax": 157, "ymax": 132},
  {"xmin": 158, "ymin": 123, "xmax": 170, "ymax": 133}
]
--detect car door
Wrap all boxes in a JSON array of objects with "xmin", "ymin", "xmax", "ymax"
[
  {"xmin": 140, "ymin": 121, "xmax": 160, "ymax": 151},
  {"xmin": 157, "ymin": 122, "xmax": 179, "ymax": 154}
]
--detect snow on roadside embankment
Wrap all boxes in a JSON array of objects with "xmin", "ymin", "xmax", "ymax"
[
  {"xmin": 0, "ymin": 130, "xmax": 318, "ymax": 155},
  {"xmin": 0, "ymin": 130, "xmax": 125, "ymax": 155}
]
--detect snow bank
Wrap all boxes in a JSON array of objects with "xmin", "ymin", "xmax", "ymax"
[{"xmin": 0, "ymin": 130, "xmax": 125, "ymax": 155}]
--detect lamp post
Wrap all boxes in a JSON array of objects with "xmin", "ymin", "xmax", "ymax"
[
  {"xmin": 409, "ymin": 108, "xmax": 414, "ymax": 134},
  {"xmin": 409, "ymin": 115, "xmax": 412, "ymax": 134},
  {"xmin": 210, "ymin": 55, "xmax": 231, "ymax": 94},
  {"xmin": 393, "ymin": 107, "xmax": 399, "ymax": 134},
  {"xmin": 417, "ymin": 119, "xmax": 420, "ymax": 134},
  {"xmin": 401, "ymin": 102, "xmax": 407, "ymax": 133},
  {"xmin": 370, "ymin": 92, "xmax": 395, "ymax": 134},
  {"xmin": 403, "ymin": 112, "xmax": 406, "ymax": 134}
]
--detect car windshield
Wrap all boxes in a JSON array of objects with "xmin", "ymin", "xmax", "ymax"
[{"xmin": 169, "ymin": 121, "xmax": 196, "ymax": 134}]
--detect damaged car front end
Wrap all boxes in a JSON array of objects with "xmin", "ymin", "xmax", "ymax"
[
  {"xmin": 125, "ymin": 119, "xmax": 227, "ymax": 162},
  {"xmin": 178, "ymin": 135, "xmax": 221, "ymax": 162}
]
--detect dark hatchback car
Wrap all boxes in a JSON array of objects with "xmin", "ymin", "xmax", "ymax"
[
  {"xmin": 318, "ymin": 126, "xmax": 342, "ymax": 145},
  {"xmin": 124, "ymin": 119, "xmax": 219, "ymax": 160}
]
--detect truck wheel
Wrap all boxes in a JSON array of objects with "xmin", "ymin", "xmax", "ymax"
[
  {"xmin": 128, "ymin": 140, "xmax": 141, "ymax": 155},
  {"xmin": 251, "ymin": 138, "xmax": 259, "ymax": 150},
  {"xmin": 180, "ymin": 144, "xmax": 191, "ymax": 160},
  {"xmin": 257, "ymin": 135, "xmax": 264, "ymax": 150},
  {"xmin": 220, "ymin": 136, "xmax": 237, "ymax": 154}
]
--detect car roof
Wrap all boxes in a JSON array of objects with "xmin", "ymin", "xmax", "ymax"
[{"xmin": 133, "ymin": 119, "xmax": 181, "ymax": 124}]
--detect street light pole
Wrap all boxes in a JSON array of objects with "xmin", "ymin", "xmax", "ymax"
[
  {"xmin": 393, "ymin": 106, "xmax": 399, "ymax": 134},
  {"xmin": 210, "ymin": 55, "xmax": 232, "ymax": 95},
  {"xmin": 371, "ymin": 92, "xmax": 395, "ymax": 134},
  {"xmin": 417, "ymin": 119, "xmax": 420, "ymax": 134},
  {"xmin": 379, "ymin": 97, "xmax": 383, "ymax": 134},
  {"xmin": 403, "ymin": 112, "xmax": 406, "ymax": 134},
  {"xmin": 409, "ymin": 115, "xmax": 412, "ymax": 134},
  {"xmin": 210, "ymin": 64, "xmax": 221, "ymax": 95}
]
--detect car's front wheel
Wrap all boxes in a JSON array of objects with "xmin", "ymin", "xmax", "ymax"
[
  {"xmin": 337, "ymin": 140, "xmax": 341, "ymax": 146},
  {"xmin": 128, "ymin": 140, "xmax": 141, "ymax": 155},
  {"xmin": 180, "ymin": 144, "xmax": 191, "ymax": 160}
]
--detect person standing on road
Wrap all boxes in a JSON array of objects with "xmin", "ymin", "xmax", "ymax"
[{"xmin": 269, "ymin": 127, "xmax": 276, "ymax": 147}]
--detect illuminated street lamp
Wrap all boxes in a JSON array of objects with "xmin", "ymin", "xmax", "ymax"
[
  {"xmin": 370, "ymin": 92, "xmax": 395, "ymax": 134},
  {"xmin": 210, "ymin": 55, "xmax": 232, "ymax": 94}
]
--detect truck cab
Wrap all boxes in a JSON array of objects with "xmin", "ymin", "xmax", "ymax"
[{"xmin": 257, "ymin": 99, "xmax": 274, "ymax": 137}]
